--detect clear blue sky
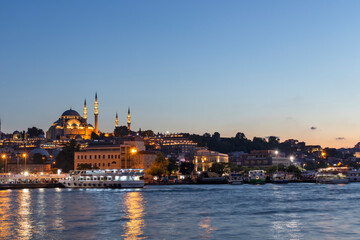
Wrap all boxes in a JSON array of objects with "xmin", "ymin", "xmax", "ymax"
[{"xmin": 1, "ymin": 0, "xmax": 360, "ymax": 148}]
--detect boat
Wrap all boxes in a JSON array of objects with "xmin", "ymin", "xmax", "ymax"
[
  {"xmin": 346, "ymin": 169, "xmax": 360, "ymax": 182},
  {"xmin": 228, "ymin": 173, "xmax": 243, "ymax": 185},
  {"xmin": 315, "ymin": 172, "xmax": 349, "ymax": 184},
  {"xmin": 272, "ymin": 172, "xmax": 289, "ymax": 184},
  {"xmin": 248, "ymin": 170, "xmax": 266, "ymax": 184},
  {"xmin": 62, "ymin": 169, "xmax": 145, "ymax": 188}
]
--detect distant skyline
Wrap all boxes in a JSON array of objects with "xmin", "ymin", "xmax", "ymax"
[{"xmin": 1, "ymin": 1, "xmax": 360, "ymax": 148}]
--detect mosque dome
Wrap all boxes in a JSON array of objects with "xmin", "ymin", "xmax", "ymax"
[
  {"xmin": 29, "ymin": 148, "xmax": 50, "ymax": 158},
  {"xmin": 61, "ymin": 109, "xmax": 80, "ymax": 117}
]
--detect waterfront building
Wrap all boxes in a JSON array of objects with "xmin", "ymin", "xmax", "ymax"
[
  {"xmin": 231, "ymin": 150, "xmax": 292, "ymax": 167},
  {"xmin": 146, "ymin": 134, "xmax": 197, "ymax": 159},
  {"xmin": 194, "ymin": 149, "xmax": 229, "ymax": 172},
  {"xmin": 74, "ymin": 139, "xmax": 148, "ymax": 170}
]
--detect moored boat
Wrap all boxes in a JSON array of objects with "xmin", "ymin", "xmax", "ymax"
[
  {"xmin": 228, "ymin": 173, "xmax": 243, "ymax": 185},
  {"xmin": 248, "ymin": 170, "xmax": 266, "ymax": 184},
  {"xmin": 272, "ymin": 172, "xmax": 289, "ymax": 184},
  {"xmin": 316, "ymin": 172, "xmax": 349, "ymax": 184},
  {"xmin": 62, "ymin": 169, "xmax": 145, "ymax": 188}
]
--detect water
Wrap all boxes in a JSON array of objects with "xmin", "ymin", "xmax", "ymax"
[{"xmin": 0, "ymin": 183, "xmax": 359, "ymax": 240}]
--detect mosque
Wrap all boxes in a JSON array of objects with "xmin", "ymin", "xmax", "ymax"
[{"xmin": 46, "ymin": 93, "xmax": 131, "ymax": 140}]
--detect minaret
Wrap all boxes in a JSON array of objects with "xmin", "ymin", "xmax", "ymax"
[
  {"xmin": 94, "ymin": 92, "xmax": 99, "ymax": 134},
  {"xmin": 115, "ymin": 112, "xmax": 119, "ymax": 128},
  {"xmin": 83, "ymin": 99, "xmax": 87, "ymax": 123},
  {"xmin": 127, "ymin": 107, "xmax": 131, "ymax": 131}
]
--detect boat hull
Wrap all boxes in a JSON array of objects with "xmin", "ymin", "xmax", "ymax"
[
  {"xmin": 316, "ymin": 179, "xmax": 349, "ymax": 184},
  {"xmin": 62, "ymin": 180, "xmax": 144, "ymax": 188},
  {"xmin": 249, "ymin": 179, "xmax": 265, "ymax": 184}
]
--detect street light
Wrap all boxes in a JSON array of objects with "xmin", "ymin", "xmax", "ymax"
[
  {"xmin": 22, "ymin": 153, "xmax": 27, "ymax": 171},
  {"xmin": 290, "ymin": 156, "xmax": 295, "ymax": 162},
  {"xmin": 130, "ymin": 148, "xmax": 137, "ymax": 154},
  {"xmin": 1, "ymin": 154, "xmax": 7, "ymax": 173}
]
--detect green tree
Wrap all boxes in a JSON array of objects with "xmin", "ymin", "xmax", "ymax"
[
  {"xmin": 27, "ymin": 127, "xmax": 45, "ymax": 138},
  {"xmin": 91, "ymin": 132, "xmax": 100, "ymax": 140},
  {"xmin": 77, "ymin": 163, "xmax": 99, "ymax": 170},
  {"xmin": 114, "ymin": 126, "xmax": 129, "ymax": 137},
  {"xmin": 55, "ymin": 140, "xmax": 80, "ymax": 172},
  {"xmin": 266, "ymin": 165, "xmax": 278, "ymax": 174},
  {"xmin": 208, "ymin": 162, "xmax": 226, "ymax": 175},
  {"xmin": 146, "ymin": 153, "xmax": 169, "ymax": 178},
  {"xmin": 167, "ymin": 157, "xmax": 179, "ymax": 174},
  {"xmin": 179, "ymin": 161, "xmax": 194, "ymax": 175}
]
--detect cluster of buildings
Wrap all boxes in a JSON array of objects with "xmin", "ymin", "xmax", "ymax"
[{"xmin": 1, "ymin": 93, "xmax": 360, "ymax": 178}]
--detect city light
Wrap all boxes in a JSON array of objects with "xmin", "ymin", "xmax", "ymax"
[
  {"xmin": 130, "ymin": 148, "xmax": 137, "ymax": 154},
  {"xmin": 290, "ymin": 156, "xmax": 295, "ymax": 162},
  {"xmin": 1, "ymin": 154, "xmax": 6, "ymax": 159},
  {"xmin": 24, "ymin": 171, "xmax": 29, "ymax": 176}
]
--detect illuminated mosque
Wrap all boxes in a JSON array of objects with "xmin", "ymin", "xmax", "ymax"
[{"xmin": 46, "ymin": 93, "xmax": 131, "ymax": 140}]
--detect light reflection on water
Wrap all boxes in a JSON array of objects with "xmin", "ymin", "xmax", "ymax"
[
  {"xmin": 18, "ymin": 189, "xmax": 32, "ymax": 240},
  {"xmin": 122, "ymin": 191, "xmax": 145, "ymax": 239},
  {"xmin": 1, "ymin": 184, "xmax": 360, "ymax": 239},
  {"xmin": 0, "ymin": 190, "xmax": 11, "ymax": 239}
]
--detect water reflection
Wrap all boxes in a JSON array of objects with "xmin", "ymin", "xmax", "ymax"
[
  {"xmin": 0, "ymin": 190, "xmax": 11, "ymax": 239},
  {"xmin": 199, "ymin": 217, "xmax": 215, "ymax": 239},
  {"xmin": 122, "ymin": 191, "xmax": 145, "ymax": 239},
  {"xmin": 18, "ymin": 189, "xmax": 32, "ymax": 240}
]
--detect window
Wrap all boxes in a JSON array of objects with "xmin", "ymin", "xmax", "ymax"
[
  {"xmin": 77, "ymin": 156, "xmax": 80, "ymax": 159},
  {"xmin": 103, "ymin": 163, "xmax": 105, "ymax": 166},
  {"xmin": 112, "ymin": 161, "xmax": 116, "ymax": 164},
  {"xmin": 111, "ymin": 155, "xmax": 113, "ymax": 159},
  {"xmin": 108, "ymin": 163, "xmax": 110, "ymax": 167},
  {"xmin": 81, "ymin": 156, "xmax": 83, "ymax": 159},
  {"xmin": 103, "ymin": 155, "xmax": 105, "ymax": 159},
  {"xmin": 90, "ymin": 155, "xmax": 92, "ymax": 159},
  {"xmin": 95, "ymin": 155, "xmax": 97, "ymax": 159},
  {"xmin": 99, "ymin": 163, "xmax": 101, "ymax": 167},
  {"xmin": 85, "ymin": 155, "xmax": 87, "ymax": 160},
  {"xmin": 99, "ymin": 155, "xmax": 101, "ymax": 159}
]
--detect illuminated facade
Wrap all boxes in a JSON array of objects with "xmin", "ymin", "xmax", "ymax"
[
  {"xmin": 194, "ymin": 149, "xmax": 229, "ymax": 172},
  {"xmin": 46, "ymin": 93, "xmax": 103, "ymax": 140}
]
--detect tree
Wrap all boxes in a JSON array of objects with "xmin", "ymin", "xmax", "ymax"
[
  {"xmin": 146, "ymin": 153, "xmax": 169, "ymax": 178},
  {"xmin": 179, "ymin": 161, "xmax": 194, "ymax": 175},
  {"xmin": 27, "ymin": 127, "xmax": 45, "ymax": 138},
  {"xmin": 77, "ymin": 163, "xmax": 99, "ymax": 170},
  {"xmin": 91, "ymin": 132, "xmax": 100, "ymax": 140},
  {"xmin": 208, "ymin": 162, "xmax": 226, "ymax": 175},
  {"xmin": 55, "ymin": 140, "xmax": 80, "ymax": 172},
  {"xmin": 114, "ymin": 126, "xmax": 129, "ymax": 137},
  {"xmin": 266, "ymin": 165, "xmax": 278, "ymax": 174},
  {"xmin": 167, "ymin": 157, "xmax": 179, "ymax": 174},
  {"xmin": 235, "ymin": 132, "xmax": 246, "ymax": 140}
]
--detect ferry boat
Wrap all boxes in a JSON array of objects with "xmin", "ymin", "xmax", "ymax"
[
  {"xmin": 272, "ymin": 172, "xmax": 289, "ymax": 184},
  {"xmin": 62, "ymin": 169, "xmax": 145, "ymax": 188},
  {"xmin": 228, "ymin": 173, "xmax": 243, "ymax": 185},
  {"xmin": 315, "ymin": 172, "xmax": 349, "ymax": 184},
  {"xmin": 248, "ymin": 170, "xmax": 266, "ymax": 184}
]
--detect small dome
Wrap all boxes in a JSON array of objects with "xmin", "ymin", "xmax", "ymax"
[
  {"xmin": 29, "ymin": 148, "xmax": 50, "ymax": 158},
  {"xmin": 61, "ymin": 109, "xmax": 80, "ymax": 117}
]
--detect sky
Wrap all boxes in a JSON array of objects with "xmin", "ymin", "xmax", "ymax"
[{"xmin": 1, "ymin": 0, "xmax": 360, "ymax": 148}]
